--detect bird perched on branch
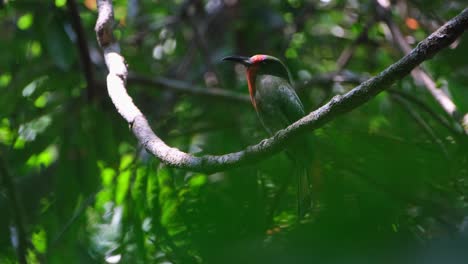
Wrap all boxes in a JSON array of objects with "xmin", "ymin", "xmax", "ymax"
[{"xmin": 223, "ymin": 54, "xmax": 312, "ymax": 216}]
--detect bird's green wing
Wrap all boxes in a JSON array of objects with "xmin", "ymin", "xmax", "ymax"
[
  {"xmin": 277, "ymin": 84, "xmax": 306, "ymax": 124},
  {"xmin": 277, "ymin": 84, "xmax": 312, "ymax": 217}
]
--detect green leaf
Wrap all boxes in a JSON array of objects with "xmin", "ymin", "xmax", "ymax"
[
  {"xmin": 189, "ymin": 174, "xmax": 207, "ymax": 189},
  {"xmin": 115, "ymin": 170, "xmax": 131, "ymax": 204},
  {"xmin": 26, "ymin": 145, "xmax": 58, "ymax": 169},
  {"xmin": 17, "ymin": 13, "xmax": 33, "ymax": 30},
  {"xmin": 55, "ymin": 0, "xmax": 66, "ymax": 7},
  {"xmin": 31, "ymin": 228, "xmax": 47, "ymax": 254},
  {"xmin": 0, "ymin": 73, "xmax": 12, "ymax": 87}
]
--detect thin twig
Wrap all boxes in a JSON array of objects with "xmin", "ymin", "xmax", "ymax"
[
  {"xmin": 336, "ymin": 22, "xmax": 373, "ymax": 72},
  {"xmin": 296, "ymin": 71, "xmax": 368, "ymax": 91},
  {"xmin": 95, "ymin": 0, "xmax": 468, "ymax": 173},
  {"xmin": 388, "ymin": 88, "xmax": 459, "ymax": 136},
  {"xmin": 181, "ymin": 1, "xmax": 227, "ymax": 88},
  {"xmin": 128, "ymin": 73, "xmax": 249, "ymax": 103},
  {"xmin": 50, "ymin": 192, "xmax": 97, "ymax": 248},
  {"xmin": 67, "ymin": 0, "xmax": 95, "ymax": 100},
  {"xmin": 391, "ymin": 94, "xmax": 449, "ymax": 157}
]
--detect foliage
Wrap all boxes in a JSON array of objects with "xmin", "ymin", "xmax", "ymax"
[{"xmin": 0, "ymin": 0, "xmax": 468, "ymax": 263}]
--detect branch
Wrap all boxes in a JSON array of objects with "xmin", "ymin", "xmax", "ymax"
[
  {"xmin": 377, "ymin": 2, "xmax": 468, "ymax": 134},
  {"xmin": 300, "ymin": 73, "xmax": 460, "ymax": 137},
  {"xmin": 295, "ymin": 71, "xmax": 368, "ymax": 91},
  {"xmin": 95, "ymin": 0, "xmax": 468, "ymax": 173},
  {"xmin": 127, "ymin": 73, "xmax": 249, "ymax": 103},
  {"xmin": 67, "ymin": 0, "xmax": 95, "ymax": 100},
  {"xmin": 129, "ymin": 71, "xmax": 366, "ymax": 104}
]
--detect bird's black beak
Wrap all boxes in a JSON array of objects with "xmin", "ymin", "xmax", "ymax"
[{"xmin": 222, "ymin": 55, "xmax": 252, "ymax": 67}]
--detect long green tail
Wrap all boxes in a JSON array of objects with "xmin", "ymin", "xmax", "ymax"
[
  {"xmin": 295, "ymin": 157, "xmax": 312, "ymax": 217},
  {"xmin": 288, "ymin": 138, "xmax": 313, "ymax": 217}
]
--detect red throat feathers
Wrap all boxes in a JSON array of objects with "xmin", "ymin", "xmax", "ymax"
[
  {"xmin": 246, "ymin": 66, "xmax": 258, "ymax": 110},
  {"xmin": 245, "ymin": 55, "xmax": 267, "ymax": 110}
]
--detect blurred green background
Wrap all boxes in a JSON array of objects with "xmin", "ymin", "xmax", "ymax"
[{"xmin": 1, "ymin": 0, "xmax": 468, "ymax": 263}]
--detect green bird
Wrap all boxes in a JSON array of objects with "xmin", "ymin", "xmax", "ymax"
[{"xmin": 223, "ymin": 54, "xmax": 312, "ymax": 216}]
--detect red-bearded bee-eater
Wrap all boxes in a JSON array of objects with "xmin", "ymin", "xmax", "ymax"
[{"xmin": 223, "ymin": 54, "xmax": 312, "ymax": 217}]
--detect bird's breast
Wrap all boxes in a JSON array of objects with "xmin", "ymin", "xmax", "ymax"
[{"xmin": 254, "ymin": 75, "xmax": 287, "ymax": 104}]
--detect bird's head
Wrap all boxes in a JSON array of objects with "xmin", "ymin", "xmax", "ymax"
[{"xmin": 223, "ymin": 54, "xmax": 292, "ymax": 108}]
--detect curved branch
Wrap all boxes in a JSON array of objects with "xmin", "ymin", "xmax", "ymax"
[{"xmin": 95, "ymin": 0, "xmax": 468, "ymax": 173}]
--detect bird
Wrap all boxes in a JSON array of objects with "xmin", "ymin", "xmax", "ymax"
[{"xmin": 223, "ymin": 54, "xmax": 312, "ymax": 217}]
